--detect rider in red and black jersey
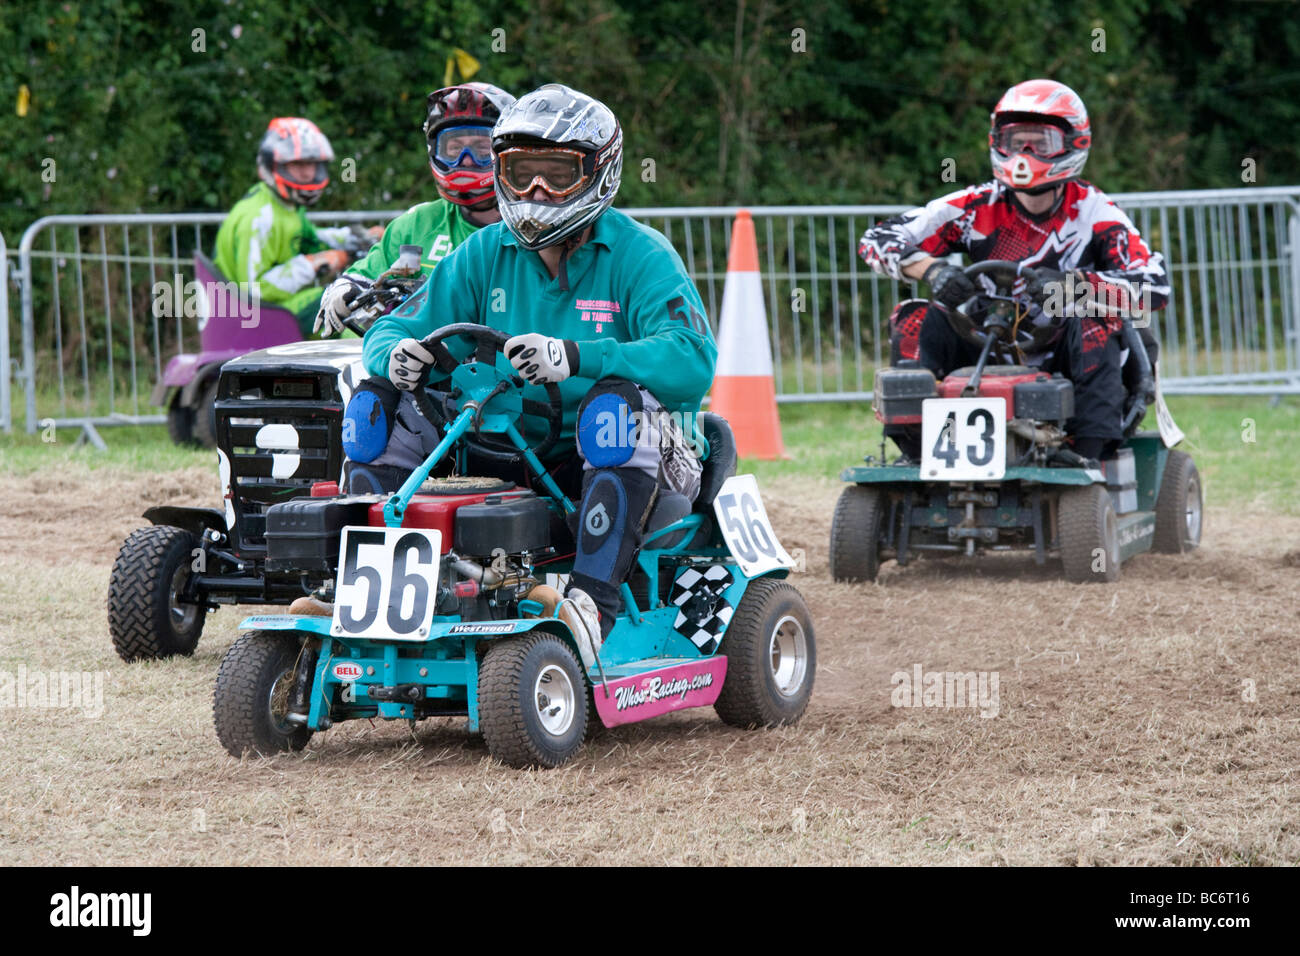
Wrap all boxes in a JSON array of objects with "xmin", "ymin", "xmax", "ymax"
[{"xmin": 859, "ymin": 79, "xmax": 1169, "ymax": 462}]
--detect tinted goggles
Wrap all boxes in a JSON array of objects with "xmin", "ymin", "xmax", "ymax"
[
  {"xmin": 496, "ymin": 147, "xmax": 588, "ymax": 199},
  {"xmin": 993, "ymin": 122, "xmax": 1068, "ymax": 158}
]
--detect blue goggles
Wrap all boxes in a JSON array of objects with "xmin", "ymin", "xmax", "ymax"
[{"xmin": 433, "ymin": 125, "xmax": 494, "ymax": 168}]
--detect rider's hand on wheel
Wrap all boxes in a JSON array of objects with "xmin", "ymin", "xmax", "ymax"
[
  {"xmin": 388, "ymin": 338, "xmax": 437, "ymax": 391},
  {"xmin": 313, "ymin": 275, "xmax": 373, "ymax": 337},
  {"xmin": 923, "ymin": 262, "xmax": 977, "ymax": 311},
  {"xmin": 307, "ymin": 249, "xmax": 350, "ymax": 280},
  {"xmin": 505, "ymin": 333, "xmax": 579, "ymax": 385},
  {"xmin": 1023, "ymin": 267, "xmax": 1079, "ymax": 314}
]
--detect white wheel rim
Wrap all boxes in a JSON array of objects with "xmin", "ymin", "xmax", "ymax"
[
  {"xmin": 1104, "ymin": 506, "xmax": 1118, "ymax": 567},
  {"xmin": 769, "ymin": 615, "xmax": 808, "ymax": 697},
  {"xmin": 1185, "ymin": 475, "xmax": 1202, "ymax": 543},
  {"xmin": 534, "ymin": 664, "xmax": 576, "ymax": 736}
]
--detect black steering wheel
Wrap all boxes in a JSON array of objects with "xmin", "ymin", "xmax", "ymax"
[
  {"xmin": 939, "ymin": 260, "xmax": 1065, "ymax": 357},
  {"xmin": 412, "ymin": 322, "xmax": 564, "ymax": 466}
]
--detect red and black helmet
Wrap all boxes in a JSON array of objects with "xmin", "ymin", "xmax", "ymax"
[
  {"xmin": 989, "ymin": 79, "xmax": 1091, "ymax": 192},
  {"xmin": 423, "ymin": 82, "xmax": 517, "ymax": 207}
]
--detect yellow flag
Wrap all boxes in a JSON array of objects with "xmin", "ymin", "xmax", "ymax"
[
  {"xmin": 17, "ymin": 84, "xmax": 30, "ymax": 117},
  {"xmin": 454, "ymin": 48, "xmax": 481, "ymax": 81},
  {"xmin": 443, "ymin": 47, "xmax": 482, "ymax": 86}
]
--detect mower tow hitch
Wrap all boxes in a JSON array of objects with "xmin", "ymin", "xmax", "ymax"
[{"xmin": 366, "ymin": 684, "xmax": 425, "ymax": 703}]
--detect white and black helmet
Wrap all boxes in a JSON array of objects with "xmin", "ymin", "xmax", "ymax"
[{"xmin": 491, "ymin": 84, "xmax": 623, "ymax": 250}]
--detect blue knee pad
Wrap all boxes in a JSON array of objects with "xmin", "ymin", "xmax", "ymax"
[
  {"xmin": 576, "ymin": 380, "xmax": 643, "ymax": 468},
  {"xmin": 342, "ymin": 378, "xmax": 400, "ymax": 463}
]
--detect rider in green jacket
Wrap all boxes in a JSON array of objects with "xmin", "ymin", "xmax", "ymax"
[
  {"xmin": 213, "ymin": 117, "xmax": 364, "ymax": 336},
  {"xmin": 313, "ymin": 83, "xmax": 518, "ymax": 336}
]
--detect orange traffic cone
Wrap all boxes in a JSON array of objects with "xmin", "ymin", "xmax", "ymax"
[{"xmin": 709, "ymin": 210, "xmax": 788, "ymax": 459}]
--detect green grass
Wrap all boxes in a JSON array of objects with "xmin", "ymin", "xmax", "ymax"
[
  {"xmin": 744, "ymin": 395, "xmax": 1300, "ymax": 513},
  {"xmin": 2, "ymin": 395, "xmax": 1297, "ymax": 512}
]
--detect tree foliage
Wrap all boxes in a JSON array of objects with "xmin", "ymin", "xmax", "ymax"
[{"xmin": 1, "ymin": 0, "xmax": 1296, "ymax": 239}]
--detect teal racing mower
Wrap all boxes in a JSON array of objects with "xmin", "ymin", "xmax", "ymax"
[
  {"xmin": 829, "ymin": 261, "xmax": 1201, "ymax": 585},
  {"xmin": 212, "ymin": 323, "xmax": 816, "ymax": 769}
]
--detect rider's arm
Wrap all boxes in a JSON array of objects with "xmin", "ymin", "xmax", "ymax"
[
  {"xmin": 858, "ymin": 186, "xmax": 976, "ymax": 281},
  {"xmin": 1078, "ymin": 204, "xmax": 1172, "ymax": 320},
  {"xmin": 232, "ymin": 214, "xmax": 317, "ymax": 303},
  {"xmin": 574, "ymin": 240, "xmax": 717, "ymax": 406},
  {"xmin": 361, "ymin": 232, "xmax": 486, "ymax": 378}
]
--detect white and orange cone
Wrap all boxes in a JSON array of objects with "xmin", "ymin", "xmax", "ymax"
[{"xmin": 709, "ymin": 210, "xmax": 788, "ymax": 459}]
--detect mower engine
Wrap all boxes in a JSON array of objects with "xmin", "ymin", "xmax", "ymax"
[
  {"xmin": 875, "ymin": 365, "xmax": 1075, "ymax": 464},
  {"xmin": 262, "ymin": 479, "xmax": 557, "ymax": 618}
]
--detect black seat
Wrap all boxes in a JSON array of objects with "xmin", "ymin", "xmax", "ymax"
[{"xmin": 695, "ymin": 412, "xmax": 737, "ymax": 509}]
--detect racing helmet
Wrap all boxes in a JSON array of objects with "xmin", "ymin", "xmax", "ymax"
[
  {"xmin": 490, "ymin": 84, "xmax": 623, "ymax": 250},
  {"xmin": 989, "ymin": 79, "xmax": 1091, "ymax": 193},
  {"xmin": 424, "ymin": 82, "xmax": 517, "ymax": 207},
  {"xmin": 256, "ymin": 117, "xmax": 335, "ymax": 206}
]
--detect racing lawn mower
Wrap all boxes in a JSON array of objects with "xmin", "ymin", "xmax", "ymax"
[
  {"xmin": 830, "ymin": 261, "xmax": 1202, "ymax": 584},
  {"xmin": 108, "ymin": 256, "xmax": 426, "ymax": 662},
  {"xmin": 211, "ymin": 323, "xmax": 816, "ymax": 769}
]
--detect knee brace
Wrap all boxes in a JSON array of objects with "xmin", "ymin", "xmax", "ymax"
[{"xmin": 572, "ymin": 467, "xmax": 659, "ymax": 590}]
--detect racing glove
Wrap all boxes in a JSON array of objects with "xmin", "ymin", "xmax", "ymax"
[
  {"xmin": 922, "ymin": 261, "xmax": 977, "ymax": 311},
  {"xmin": 505, "ymin": 333, "xmax": 580, "ymax": 385},
  {"xmin": 1023, "ymin": 267, "xmax": 1083, "ymax": 316},
  {"xmin": 312, "ymin": 274, "xmax": 373, "ymax": 337},
  {"xmin": 388, "ymin": 337, "xmax": 436, "ymax": 391}
]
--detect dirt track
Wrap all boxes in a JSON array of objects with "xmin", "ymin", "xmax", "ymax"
[{"xmin": 1, "ymin": 466, "xmax": 1297, "ymax": 865}]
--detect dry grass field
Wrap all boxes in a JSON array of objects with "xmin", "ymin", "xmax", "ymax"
[{"xmin": 1, "ymin": 464, "xmax": 1298, "ymax": 866}]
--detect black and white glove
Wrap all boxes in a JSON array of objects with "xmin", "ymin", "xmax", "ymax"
[
  {"xmin": 388, "ymin": 337, "xmax": 436, "ymax": 391},
  {"xmin": 922, "ymin": 261, "xmax": 977, "ymax": 311},
  {"xmin": 505, "ymin": 333, "xmax": 579, "ymax": 385},
  {"xmin": 313, "ymin": 275, "xmax": 372, "ymax": 337}
]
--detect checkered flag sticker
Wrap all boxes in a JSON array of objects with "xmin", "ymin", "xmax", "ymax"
[{"xmin": 671, "ymin": 565, "xmax": 734, "ymax": 654}]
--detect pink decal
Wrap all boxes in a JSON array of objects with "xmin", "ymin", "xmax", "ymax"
[{"xmin": 592, "ymin": 657, "xmax": 728, "ymax": 728}]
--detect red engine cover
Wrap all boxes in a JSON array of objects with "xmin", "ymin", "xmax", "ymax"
[
  {"xmin": 939, "ymin": 370, "xmax": 1044, "ymax": 419},
  {"xmin": 366, "ymin": 486, "xmax": 521, "ymax": 553}
]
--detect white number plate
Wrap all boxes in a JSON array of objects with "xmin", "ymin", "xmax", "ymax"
[
  {"xmin": 920, "ymin": 398, "xmax": 1006, "ymax": 480},
  {"xmin": 332, "ymin": 526, "xmax": 442, "ymax": 641},
  {"xmin": 712, "ymin": 474, "xmax": 796, "ymax": 577}
]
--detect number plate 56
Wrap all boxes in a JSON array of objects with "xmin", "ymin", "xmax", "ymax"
[
  {"xmin": 332, "ymin": 527, "xmax": 442, "ymax": 640},
  {"xmin": 713, "ymin": 474, "xmax": 797, "ymax": 578},
  {"xmin": 920, "ymin": 398, "xmax": 1006, "ymax": 480}
]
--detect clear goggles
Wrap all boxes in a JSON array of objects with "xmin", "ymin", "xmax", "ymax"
[
  {"xmin": 496, "ymin": 147, "xmax": 588, "ymax": 199},
  {"xmin": 993, "ymin": 122, "xmax": 1068, "ymax": 158},
  {"xmin": 434, "ymin": 125, "xmax": 494, "ymax": 168}
]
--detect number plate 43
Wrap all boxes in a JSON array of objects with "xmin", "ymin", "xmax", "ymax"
[
  {"xmin": 332, "ymin": 527, "xmax": 442, "ymax": 640},
  {"xmin": 920, "ymin": 398, "xmax": 1006, "ymax": 480},
  {"xmin": 712, "ymin": 474, "xmax": 798, "ymax": 578}
]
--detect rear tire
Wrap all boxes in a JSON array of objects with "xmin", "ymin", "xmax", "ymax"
[
  {"xmin": 213, "ymin": 630, "xmax": 313, "ymax": 756},
  {"xmin": 1153, "ymin": 450, "xmax": 1202, "ymax": 554},
  {"xmin": 1059, "ymin": 484, "xmax": 1120, "ymax": 583},
  {"xmin": 108, "ymin": 525, "xmax": 206, "ymax": 661},
  {"xmin": 714, "ymin": 578, "xmax": 816, "ymax": 728},
  {"xmin": 479, "ymin": 633, "xmax": 588, "ymax": 769},
  {"xmin": 166, "ymin": 396, "xmax": 194, "ymax": 446},
  {"xmin": 192, "ymin": 378, "xmax": 219, "ymax": 449},
  {"xmin": 829, "ymin": 484, "xmax": 883, "ymax": 582}
]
